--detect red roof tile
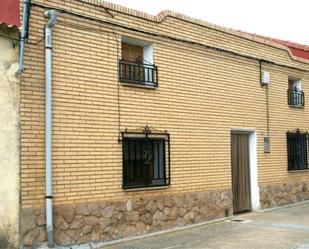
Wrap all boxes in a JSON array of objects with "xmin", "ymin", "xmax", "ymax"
[
  {"xmin": 0, "ymin": 0, "xmax": 20, "ymax": 27},
  {"xmin": 239, "ymin": 31, "xmax": 309, "ymax": 61}
]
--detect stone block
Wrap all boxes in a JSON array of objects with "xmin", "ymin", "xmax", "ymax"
[
  {"xmin": 126, "ymin": 211, "xmax": 139, "ymax": 222},
  {"xmin": 76, "ymin": 204, "xmax": 90, "ymax": 216},
  {"xmin": 179, "ymin": 207, "xmax": 187, "ymax": 217},
  {"xmin": 152, "ymin": 211, "xmax": 166, "ymax": 226},
  {"xmin": 103, "ymin": 206, "xmax": 114, "ymax": 218},
  {"xmin": 70, "ymin": 215, "xmax": 84, "ymax": 230},
  {"xmin": 88, "ymin": 203, "xmax": 102, "ymax": 217},
  {"xmin": 54, "ymin": 230, "xmax": 74, "ymax": 246},
  {"xmin": 23, "ymin": 228, "xmax": 39, "ymax": 247},
  {"xmin": 54, "ymin": 215, "xmax": 69, "ymax": 231},
  {"xmin": 55, "ymin": 205, "xmax": 75, "ymax": 224},
  {"xmin": 145, "ymin": 200, "xmax": 157, "ymax": 214},
  {"xmin": 140, "ymin": 213, "xmax": 152, "ymax": 225}
]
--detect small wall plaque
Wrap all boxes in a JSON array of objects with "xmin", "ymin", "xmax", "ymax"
[{"xmin": 264, "ymin": 137, "xmax": 271, "ymax": 153}]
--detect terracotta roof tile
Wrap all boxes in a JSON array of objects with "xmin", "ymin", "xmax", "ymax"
[
  {"xmin": 238, "ymin": 31, "xmax": 309, "ymax": 60},
  {"xmin": 0, "ymin": 0, "xmax": 20, "ymax": 27}
]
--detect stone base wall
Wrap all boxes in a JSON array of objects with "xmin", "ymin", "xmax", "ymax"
[
  {"xmin": 21, "ymin": 189, "xmax": 232, "ymax": 247},
  {"xmin": 259, "ymin": 180, "xmax": 309, "ymax": 209},
  {"xmin": 22, "ymin": 181, "xmax": 309, "ymax": 247}
]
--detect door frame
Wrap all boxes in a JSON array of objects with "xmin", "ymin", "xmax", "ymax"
[{"xmin": 230, "ymin": 128, "xmax": 260, "ymax": 211}]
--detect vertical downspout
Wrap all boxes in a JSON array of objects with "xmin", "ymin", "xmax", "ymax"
[
  {"xmin": 44, "ymin": 9, "xmax": 58, "ymax": 248},
  {"xmin": 19, "ymin": 0, "xmax": 31, "ymax": 74}
]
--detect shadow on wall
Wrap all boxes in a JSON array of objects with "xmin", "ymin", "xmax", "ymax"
[{"xmin": 0, "ymin": 234, "xmax": 8, "ymax": 249}]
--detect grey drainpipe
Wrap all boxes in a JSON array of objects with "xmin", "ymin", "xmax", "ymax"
[
  {"xmin": 44, "ymin": 9, "xmax": 58, "ymax": 248},
  {"xmin": 19, "ymin": 0, "xmax": 30, "ymax": 74}
]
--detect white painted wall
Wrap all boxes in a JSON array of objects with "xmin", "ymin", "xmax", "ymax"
[
  {"xmin": 143, "ymin": 44, "xmax": 153, "ymax": 64},
  {"xmin": 249, "ymin": 131, "xmax": 260, "ymax": 210},
  {"xmin": 143, "ymin": 44, "xmax": 154, "ymax": 83},
  {"xmin": 295, "ymin": 79, "xmax": 301, "ymax": 90},
  {"xmin": 289, "ymin": 76, "xmax": 302, "ymax": 90},
  {"xmin": 0, "ymin": 26, "xmax": 20, "ymax": 249}
]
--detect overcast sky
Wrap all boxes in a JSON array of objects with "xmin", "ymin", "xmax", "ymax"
[{"xmin": 108, "ymin": 0, "xmax": 309, "ymax": 45}]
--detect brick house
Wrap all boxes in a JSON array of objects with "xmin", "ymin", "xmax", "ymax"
[{"xmin": 20, "ymin": 0, "xmax": 309, "ymax": 247}]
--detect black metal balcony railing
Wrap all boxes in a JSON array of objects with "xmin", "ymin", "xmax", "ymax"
[
  {"xmin": 119, "ymin": 60, "xmax": 158, "ymax": 87},
  {"xmin": 288, "ymin": 89, "xmax": 305, "ymax": 107}
]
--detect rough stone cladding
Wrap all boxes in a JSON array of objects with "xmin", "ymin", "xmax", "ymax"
[
  {"xmin": 21, "ymin": 189, "xmax": 233, "ymax": 246},
  {"xmin": 21, "ymin": 180, "xmax": 309, "ymax": 246},
  {"xmin": 260, "ymin": 180, "xmax": 309, "ymax": 208},
  {"xmin": 21, "ymin": 0, "xmax": 309, "ymax": 210}
]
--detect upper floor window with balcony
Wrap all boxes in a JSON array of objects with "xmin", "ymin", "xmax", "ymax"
[
  {"xmin": 119, "ymin": 36, "xmax": 158, "ymax": 87},
  {"xmin": 288, "ymin": 77, "xmax": 304, "ymax": 107}
]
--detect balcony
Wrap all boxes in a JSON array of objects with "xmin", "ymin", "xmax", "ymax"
[
  {"xmin": 288, "ymin": 89, "xmax": 305, "ymax": 107},
  {"xmin": 119, "ymin": 60, "xmax": 158, "ymax": 87}
]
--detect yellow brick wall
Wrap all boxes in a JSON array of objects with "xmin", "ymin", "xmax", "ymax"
[{"xmin": 21, "ymin": 0, "xmax": 309, "ymax": 208}]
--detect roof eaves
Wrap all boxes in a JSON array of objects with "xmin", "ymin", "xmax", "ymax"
[{"xmin": 79, "ymin": 0, "xmax": 309, "ymax": 62}]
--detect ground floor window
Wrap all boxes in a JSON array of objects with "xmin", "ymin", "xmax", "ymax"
[
  {"xmin": 287, "ymin": 129, "xmax": 308, "ymax": 171},
  {"xmin": 122, "ymin": 126, "xmax": 170, "ymax": 189}
]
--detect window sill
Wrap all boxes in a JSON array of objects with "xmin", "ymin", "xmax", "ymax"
[
  {"xmin": 288, "ymin": 169, "xmax": 309, "ymax": 173},
  {"xmin": 289, "ymin": 104, "xmax": 304, "ymax": 109},
  {"xmin": 124, "ymin": 185, "xmax": 170, "ymax": 192},
  {"xmin": 120, "ymin": 82, "xmax": 157, "ymax": 90}
]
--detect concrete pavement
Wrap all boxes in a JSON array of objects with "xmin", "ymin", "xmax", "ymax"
[{"xmin": 101, "ymin": 202, "xmax": 309, "ymax": 249}]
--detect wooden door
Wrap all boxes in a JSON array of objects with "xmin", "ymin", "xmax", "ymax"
[
  {"xmin": 121, "ymin": 43, "xmax": 144, "ymax": 81},
  {"xmin": 231, "ymin": 132, "xmax": 252, "ymax": 213},
  {"xmin": 121, "ymin": 43, "xmax": 143, "ymax": 62}
]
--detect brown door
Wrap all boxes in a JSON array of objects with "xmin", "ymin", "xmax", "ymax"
[
  {"xmin": 121, "ymin": 43, "xmax": 145, "ymax": 81},
  {"xmin": 231, "ymin": 132, "xmax": 251, "ymax": 213},
  {"xmin": 121, "ymin": 43, "xmax": 143, "ymax": 62}
]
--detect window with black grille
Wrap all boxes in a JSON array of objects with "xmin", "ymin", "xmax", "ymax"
[
  {"xmin": 287, "ymin": 130, "xmax": 308, "ymax": 171},
  {"xmin": 122, "ymin": 127, "xmax": 170, "ymax": 189}
]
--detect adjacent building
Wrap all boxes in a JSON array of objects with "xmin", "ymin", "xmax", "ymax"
[
  {"xmin": 19, "ymin": 0, "xmax": 309, "ymax": 247},
  {"xmin": 0, "ymin": 1, "xmax": 20, "ymax": 248}
]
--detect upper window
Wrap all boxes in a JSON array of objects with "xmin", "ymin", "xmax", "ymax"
[
  {"xmin": 288, "ymin": 77, "xmax": 304, "ymax": 107},
  {"xmin": 122, "ymin": 126, "xmax": 170, "ymax": 189},
  {"xmin": 287, "ymin": 129, "xmax": 308, "ymax": 171},
  {"xmin": 119, "ymin": 36, "xmax": 158, "ymax": 87}
]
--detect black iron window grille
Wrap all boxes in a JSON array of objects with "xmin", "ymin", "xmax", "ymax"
[
  {"xmin": 287, "ymin": 129, "xmax": 308, "ymax": 171},
  {"xmin": 119, "ymin": 59, "xmax": 158, "ymax": 87},
  {"xmin": 121, "ymin": 126, "xmax": 170, "ymax": 189},
  {"xmin": 288, "ymin": 89, "xmax": 305, "ymax": 107}
]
